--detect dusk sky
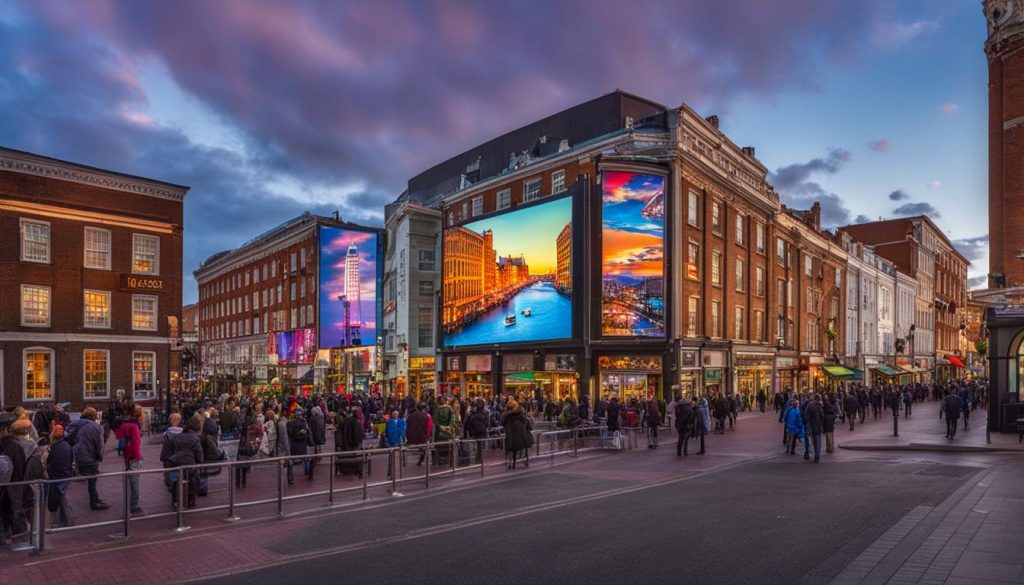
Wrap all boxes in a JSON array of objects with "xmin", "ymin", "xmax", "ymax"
[{"xmin": 0, "ymin": 1, "xmax": 992, "ymax": 301}]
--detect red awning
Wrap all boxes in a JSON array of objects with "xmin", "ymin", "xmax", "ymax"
[{"xmin": 948, "ymin": 356, "xmax": 965, "ymax": 368}]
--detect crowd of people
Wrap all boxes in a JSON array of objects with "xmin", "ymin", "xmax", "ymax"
[{"xmin": 0, "ymin": 377, "xmax": 989, "ymax": 545}]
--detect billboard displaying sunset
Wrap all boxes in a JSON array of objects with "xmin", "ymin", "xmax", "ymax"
[{"xmin": 601, "ymin": 170, "xmax": 665, "ymax": 337}]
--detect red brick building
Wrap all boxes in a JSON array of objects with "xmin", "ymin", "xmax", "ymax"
[{"xmin": 0, "ymin": 147, "xmax": 188, "ymax": 410}]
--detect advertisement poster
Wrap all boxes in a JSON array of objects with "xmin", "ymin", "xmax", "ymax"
[
  {"xmin": 319, "ymin": 226, "xmax": 380, "ymax": 348},
  {"xmin": 442, "ymin": 195, "xmax": 573, "ymax": 347},
  {"xmin": 600, "ymin": 170, "xmax": 665, "ymax": 337},
  {"xmin": 272, "ymin": 328, "xmax": 316, "ymax": 365}
]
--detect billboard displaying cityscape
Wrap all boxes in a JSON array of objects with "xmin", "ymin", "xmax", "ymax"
[
  {"xmin": 318, "ymin": 226, "xmax": 381, "ymax": 348},
  {"xmin": 600, "ymin": 170, "xmax": 665, "ymax": 337},
  {"xmin": 442, "ymin": 195, "xmax": 573, "ymax": 347}
]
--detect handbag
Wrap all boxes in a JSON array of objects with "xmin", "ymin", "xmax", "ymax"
[{"xmin": 611, "ymin": 430, "xmax": 622, "ymax": 450}]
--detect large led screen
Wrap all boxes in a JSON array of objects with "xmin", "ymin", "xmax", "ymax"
[
  {"xmin": 601, "ymin": 170, "xmax": 665, "ymax": 337},
  {"xmin": 443, "ymin": 195, "xmax": 573, "ymax": 347},
  {"xmin": 319, "ymin": 226, "xmax": 380, "ymax": 348},
  {"xmin": 269, "ymin": 328, "xmax": 316, "ymax": 365}
]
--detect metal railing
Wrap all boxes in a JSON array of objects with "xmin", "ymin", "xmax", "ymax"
[{"xmin": 0, "ymin": 426, "xmax": 619, "ymax": 555}]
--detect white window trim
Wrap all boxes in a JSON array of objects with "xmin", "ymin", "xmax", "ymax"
[
  {"xmin": 496, "ymin": 189, "xmax": 511, "ymax": 210},
  {"xmin": 83, "ymin": 226, "xmax": 112, "ymax": 270},
  {"xmin": 523, "ymin": 177, "xmax": 542, "ymax": 202},
  {"xmin": 83, "ymin": 349, "xmax": 110, "ymax": 399},
  {"xmin": 131, "ymin": 351, "xmax": 157, "ymax": 401},
  {"xmin": 20, "ymin": 284, "xmax": 51, "ymax": 327},
  {"xmin": 132, "ymin": 294, "xmax": 159, "ymax": 332},
  {"xmin": 471, "ymin": 196, "xmax": 483, "ymax": 217},
  {"xmin": 551, "ymin": 169, "xmax": 566, "ymax": 194},
  {"xmin": 131, "ymin": 233, "xmax": 160, "ymax": 275},
  {"xmin": 20, "ymin": 218, "xmax": 51, "ymax": 264},
  {"xmin": 22, "ymin": 346, "xmax": 54, "ymax": 402},
  {"xmin": 83, "ymin": 288, "xmax": 112, "ymax": 329}
]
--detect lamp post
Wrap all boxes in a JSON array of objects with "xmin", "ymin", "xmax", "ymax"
[{"xmin": 908, "ymin": 324, "xmax": 916, "ymax": 383}]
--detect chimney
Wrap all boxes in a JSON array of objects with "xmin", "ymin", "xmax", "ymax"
[
  {"xmin": 704, "ymin": 115, "xmax": 719, "ymax": 129},
  {"xmin": 742, "ymin": 146, "xmax": 756, "ymax": 157}
]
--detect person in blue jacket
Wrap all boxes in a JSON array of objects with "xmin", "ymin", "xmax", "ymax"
[
  {"xmin": 785, "ymin": 399, "xmax": 806, "ymax": 457},
  {"xmin": 384, "ymin": 409, "xmax": 406, "ymax": 479}
]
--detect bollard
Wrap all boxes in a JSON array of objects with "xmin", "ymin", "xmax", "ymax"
[
  {"xmin": 224, "ymin": 463, "xmax": 240, "ymax": 522},
  {"xmin": 32, "ymin": 483, "xmax": 45, "ymax": 555},
  {"xmin": 424, "ymin": 444, "xmax": 431, "ymax": 489},
  {"xmin": 390, "ymin": 450, "xmax": 403, "ymax": 497},
  {"xmin": 362, "ymin": 453, "xmax": 369, "ymax": 501},
  {"xmin": 450, "ymin": 439, "xmax": 456, "ymax": 474},
  {"xmin": 480, "ymin": 439, "xmax": 485, "ymax": 478},
  {"xmin": 893, "ymin": 409, "xmax": 899, "ymax": 437},
  {"xmin": 175, "ymin": 469, "xmax": 190, "ymax": 532}
]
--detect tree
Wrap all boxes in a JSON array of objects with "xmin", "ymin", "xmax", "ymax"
[{"xmin": 975, "ymin": 338, "xmax": 988, "ymax": 358}]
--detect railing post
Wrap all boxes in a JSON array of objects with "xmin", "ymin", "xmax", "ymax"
[
  {"xmin": 390, "ymin": 449, "xmax": 402, "ymax": 497},
  {"xmin": 31, "ymin": 483, "xmax": 45, "ymax": 555},
  {"xmin": 450, "ymin": 439, "xmax": 456, "ymax": 474},
  {"xmin": 276, "ymin": 459, "xmax": 284, "ymax": 518},
  {"xmin": 361, "ymin": 452, "xmax": 369, "ymax": 501},
  {"xmin": 327, "ymin": 454, "xmax": 335, "ymax": 507},
  {"xmin": 424, "ymin": 443, "xmax": 430, "ymax": 489},
  {"xmin": 122, "ymin": 472, "xmax": 131, "ymax": 538},
  {"xmin": 479, "ymin": 439, "xmax": 485, "ymax": 477},
  {"xmin": 224, "ymin": 462, "xmax": 239, "ymax": 522},
  {"xmin": 175, "ymin": 468, "xmax": 190, "ymax": 532}
]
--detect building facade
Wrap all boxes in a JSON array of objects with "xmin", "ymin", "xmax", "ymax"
[{"xmin": 0, "ymin": 147, "xmax": 187, "ymax": 410}]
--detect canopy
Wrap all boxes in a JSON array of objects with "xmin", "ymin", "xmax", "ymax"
[
  {"xmin": 507, "ymin": 372, "xmax": 535, "ymax": 380},
  {"xmin": 947, "ymin": 356, "xmax": 966, "ymax": 368},
  {"xmin": 872, "ymin": 364, "xmax": 907, "ymax": 377},
  {"xmin": 821, "ymin": 365, "xmax": 863, "ymax": 379}
]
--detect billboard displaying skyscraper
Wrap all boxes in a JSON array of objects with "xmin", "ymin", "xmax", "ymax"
[
  {"xmin": 600, "ymin": 170, "xmax": 666, "ymax": 337},
  {"xmin": 318, "ymin": 225, "xmax": 381, "ymax": 348}
]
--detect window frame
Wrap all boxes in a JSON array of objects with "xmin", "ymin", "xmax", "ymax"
[
  {"xmin": 711, "ymin": 250, "xmax": 722, "ymax": 286},
  {"xmin": 20, "ymin": 218, "xmax": 51, "ymax": 264},
  {"xmin": 735, "ymin": 214, "xmax": 744, "ymax": 246},
  {"xmin": 711, "ymin": 201, "xmax": 722, "ymax": 235},
  {"xmin": 131, "ymin": 233, "xmax": 160, "ymax": 275},
  {"xmin": 20, "ymin": 284, "xmax": 51, "ymax": 327},
  {"xmin": 496, "ymin": 189, "xmax": 511, "ymax": 211},
  {"xmin": 551, "ymin": 169, "xmax": 566, "ymax": 194},
  {"xmin": 755, "ymin": 223, "xmax": 765, "ymax": 254},
  {"xmin": 131, "ymin": 351, "xmax": 157, "ymax": 401},
  {"xmin": 471, "ymin": 196, "xmax": 483, "ymax": 217},
  {"xmin": 687, "ymin": 296, "xmax": 700, "ymax": 337},
  {"xmin": 687, "ymin": 241, "xmax": 700, "ymax": 281},
  {"xmin": 83, "ymin": 288, "xmax": 112, "ymax": 329},
  {"xmin": 83, "ymin": 226, "xmax": 112, "ymax": 270},
  {"xmin": 735, "ymin": 258, "xmax": 745, "ymax": 292},
  {"xmin": 23, "ymin": 347, "xmax": 54, "ymax": 402},
  {"xmin": 523, "ymin": 177, "xmax": 542, "ymax": 202},
  {"xmin": 131, "ymin": 294, "xmax": 159, "ymax": 332},
  {"xmin": 687, "ymin": 191, "xmax": 700, "ymax": 227},
  {"xmin": 734, "ymin": 306, "xmax": 744, "ymax": 340},
  {"xmin": 83, "ymin": 349, "xmax": 110, "ymax": 399}
]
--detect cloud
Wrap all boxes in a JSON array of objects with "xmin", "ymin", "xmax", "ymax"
[
  {"xmin": 952, "ymin": 235, "xmax": 988, "ymax": 263},
  {"xmin": 928, "ymin": 180, "xmax": 942, "ymax": 189},
  {"xmin": 768, "ymin": 148, "xmax": 853, "ymax": 227},
  {"xmin": 968, "ymin": 276, "xmax": 987, "ymax": 289},
  {"xmin": 868, "ymin": 138, "xmax": 891, "ymax": 152},
  {"xmin": 892, "ymin": 202, "xmax": 940, "ymax": 217},
  {"xmin": 872, "ymin": 20, "xmax": 939, "ymax": 47},
  {"xmin": 888, "ymin": 189, "xmax": 909, "ymax": 201},
  {"xmin": 769, "ymin": 148, "xmax": 851, "ymax": 192},
  {"xmin": 853, "ymin": 215, "xmax": 872, "ymax": 224},
  {"xmin": 940, "ymin": 103, "xmax": 959, "ymax": 114}
]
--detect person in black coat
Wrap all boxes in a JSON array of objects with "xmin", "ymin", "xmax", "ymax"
[
  {"xmin": 501, "ymin": 400, "xmax": 533, "ymax": 470},
  {"xmin": 334, "ymin": 409, "xmax": 367, "ymax": 477},
  {"xmin": 843, "ymin": 393, "xmax": 860, "ymax": 432},
  {"xmin": 823, "ymin": 396, "xmax": 838, "ymax": 453},
  {"xmin": 674, "ymin": 398, "xmax": 696, "ymax": 457},
  {"xmin": 170, "ymin": 416, "xmax": 204, "ymax": 509},
  {"xmin": 803, "ymin": 395, "xmax": 824, "ymax": 463},
  {"xmin": 287, "ymin": 408, "xmax": 314, "ymax": 481},
  {"xmin": 943, "ymin": 392, "xmax": 962, "ymax": 439},
  {"xmin": 45, "ymin": 426, "xmax": 75, "ymax": 527},
  {"xmin": 606, "ymin": 397, "xmax": 622, "ymax": 432}
]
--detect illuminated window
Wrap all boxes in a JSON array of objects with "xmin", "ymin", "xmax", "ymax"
[
  {"xmin": 132, "ymin": 351, "xmax": 156, "ymax": 400},
  {"xmin": 523, "ymin": 178, "xmax": 542, "ymax": 202},
  {"xmin": 735, "ymin": 258, "xmax": 745, "ymax": 292},
  {"xmin": 132, "ymin": 295, "xmax": 158, "ymax": 331},
  {"xmin": 21, "ymin": 219, "xmax": 50, "ymax": 263},
  {"xmin": 688, "ymin": 191, "xmax": 700, "ymax": 227},
  {"xmin": 712, "ymin": 202, "xmax": 722, "ymax": 235},
  {"xmin": 84, "ymin": 227, "xmax": 111, "ymax": 269},
  {"xmin": 23, "ymin": 348, "xmax": 53, "ymax": 401},
  {"xmin": 687, "ymin": 297, "xmax": 699, "ymax": 337},
  {"xmin": 551, "ymin": 169, "xmax": 566, "ymax": 193},
  {"xmin": 497, "ymin": 189, "xmax": 511, "ymax": 210},
  {"xmin": 21, "ymin": 284, "xmax": 51, "ymax": 327},
  {"xmin": 132, "ymin": 234, "xmax": 159, "ymax": 275},
  {"xmin": 83, "ymin": 289, "xmax": 111, "ymax": 328},
  {"xmin": 734, "ymin": 306, "xmax": 744, "ymax": 339},
  {"xmin": 687, "ymin": 242, "xmax": 700, "ymax": 280},
  {"xmin": 711, "ymin": 250, "xmax": 722, "ymax": 285},
  {"xmin": 756, "ymin": 223, "xmax": 765, "ymax": 254},
  {"xmin": 418, "ymin": 306, "xmax": 433, "ymax": 347},
  {"xmin": 84, "ymin": 349, "xmax": 109, "ymax": 399}
]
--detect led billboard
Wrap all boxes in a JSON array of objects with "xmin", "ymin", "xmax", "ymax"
[
  {"xmin": 268, "ymin": 328, "xmax": 316, "ymax": 365},
  {"xmin": 442, "ymin": 195, "xmax": 573, "ymax": 347},
  {"xmin": 318, "ymin": 226, "xmax": 381, "ymax": 348},
  {"xmin": 600, "ymin": 170, "xmax": 665, "ymax": 337}
]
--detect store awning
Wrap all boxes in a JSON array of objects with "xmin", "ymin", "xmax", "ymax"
[
  {"xmin": 821, "ymin": 365, "xmax": 862, "ymax": 379},
  {"xmin": 947, "ymin": 356, "xmax": 966, "ymax": 368},
  {"xmin": 507, "ymin": 372, "xmax": 535, "ymax": 380},
  {"xmin": 872, "ymin": 364, "xmax": 907, "ymax": 377}
]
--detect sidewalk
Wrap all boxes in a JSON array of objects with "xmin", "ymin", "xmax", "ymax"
[
  {"xmin": 836, "ymin": 402, "xmax": 1024, "ymax": 453},
  {"xmin": 829, "ymin": 455, "xmax": 1024, "ymax": 585}
]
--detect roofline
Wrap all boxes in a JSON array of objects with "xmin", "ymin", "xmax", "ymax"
[{"xmin": 838, "ymin": 216, "xmax": 971, "ymax": 266}]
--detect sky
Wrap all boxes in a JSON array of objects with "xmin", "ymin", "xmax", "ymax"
[
  {"xmin": 0, "ymin": 0, "xmax": 993, "ymax": 300},
  {"xmin": 458, "ymin": 195, "xmax": 571, "ymax": 275},
  {"xmin": 319, "ymin": 227, "xmax": 378, "ymax": 347},
  {"xmin": 603, "ymin": 171, "xmax": 666, "ymax": 282}
]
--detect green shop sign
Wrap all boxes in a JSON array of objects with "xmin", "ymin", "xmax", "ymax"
[{"xmin": 704, "ymin": 369, "xmax": 722, "ymax": 383}]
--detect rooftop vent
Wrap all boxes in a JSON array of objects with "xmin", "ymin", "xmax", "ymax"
[
  {"xmin": 742, "ymin": 146, "xmax": 756, "ymax": 157},
  {"xmin": 705, "ymin": 115, "xmax": 719, "ymax": 129}
]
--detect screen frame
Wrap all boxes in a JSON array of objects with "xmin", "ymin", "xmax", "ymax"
[{"xmin": 316, "ymin": 223, "xmax": 384, "ymax": 350}]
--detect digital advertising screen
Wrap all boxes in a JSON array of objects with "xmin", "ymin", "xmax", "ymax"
[
  {"xmin": 600, "ymin": 170, "xmax": 665, "ymax": 337},
  {"xmin": 442, "ymin": 194, "xmax": 573, "ymax": 347},
  {"xmin": 270, "ymin": 328, "xmax": 316, "ymax": 365},
  {"xmin": 318, "ymin": 225, "xmax": 381, "ymax": 348}
]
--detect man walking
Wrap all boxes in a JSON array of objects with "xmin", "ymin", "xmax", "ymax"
[
  {"xmin": 943, "ymin": 391, "xmax": 962, "ymax": 439},
  {"xmin": 407, "ymin": 403, "xmax": 432, "ymax": 465},
  {"xmin": 69, "ymin": 407, "xmax": 108, "ymax": 510},
  {"xmin": 803, "ymin": 394, "xmax": 824, "ymax": 463},
  {"xmin": 674, "ymin": 398, "xmax": 695, "ymax": 457},
  {"xmin": 843, "ymin": 392, "xmax": 860, "ymax": 432}
]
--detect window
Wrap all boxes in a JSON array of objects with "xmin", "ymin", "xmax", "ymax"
[
  {"xmin": 301, "ymin": 248, "xmax": 307, "ymax": 267},
  {"xmin": 497, "ymin": 189, "xmax": 511, "ymax": 210},
  {"xmin": 756, "ymin": 223, "xmax": 765, "ymax": 254},
  {"xmin": 734, "ymin": 306, "xmax": 744, "ymax": 339},
  {"xmin": 132, "ymin": 295, "xmax": 158, "ymax": 331},
  {"xmin": 21, "ymin": 219, "xmax": 50, "ymax": 263},
  {"xmin": 276, "ymin": 285, "xmax": 282, "ymax": 304},
  {"xmin": 754, "ymin": 310, "xmax": 765, "ymax": 342},
  {"xmin": 272, "ymin": 261, "xmax": 277, "ymax": 277},
  {"xmin": 834, "ymin": 267, "xmax": 841, "ymax": 288},
  {"xmin": 132, "ymin": 234, "xmax": 159, "ymax": 275},
  {"xmin": 419, "ymin": 281, "xmax": 434, "ymax": 295},
  {"xmin": 735, "ymin": 258, "xmax": 745, "ymax": 292},
  {"xmin": 21, "ymin": 284, "xmax": 51, "ymax": 327},
  {"xmin": 735, "ymin": 214, "xmax": 744, "ymax": 245},
  {"xmin": 523, "ymin": 178, "xmax": 542, "ymax": 202},
  {"xmin": 301, "ymin": 278, "xmax": 306, "ymax": 298},
  {"xmin": 263, "ymin": 264, "xmax": 268, "ymax": 280},
  {"xmin": 253, "ymin": 317, "xmax": 260, "ymax": 335},
  {"xmin": 712, "ymin": 202, "xmax": 722, "ymax": 235},
  {"xmin": 83, "ymin": 289, "xmax": 111, "ymax": 328},
  {"xmin": 687, "ymin": 242, "xmax": 700, "ymax": 280},
  {"xmin": 776, "ymin": 239, "xmax": 786, "ymax": 265},
  {"xmin": 418, "ymin": 249, "xmax": 436, "ymax": 271},
  {"xmin": 23, "ymin": 348, "xmax": 53, "ymax": 401},
  {"xmin": 290, "ymin": 308, "xmax": 297, "ymax": 329},
  {"xmin": 688, "ymin": 191, "xmax": 700, "ymax": 227},
  {"xmin": 418, "ymin": 306, "xmax": 433, "ymax": 347},
  {"xmin": 253, "ymin": 291, "xmax": 259, "ymax": 310},
  {"xmin": 687, "ymin": 297, "xmax": 699, "ymax": 337},
  {"xmin": 290, "ymin": 282, "xmax": 296, "ymax": 301},
  {"xmin": 291, "ymin": 252, "xmax": 297, "ymax": 272},
  {"xmin": 262, "ymin": 289, "xmax": 268, "ymax": 307},
  {"xmin": 471, "ymin": 196, "xmax": 483, "ymax": 217},
  {"xmin": 711, "ymin": 250, "xmax": 722, "ymax": 286},
  {"xmin": 551, "ymin": 169, "xmax": 566, "ymax": 193},
  {"xmin": 132, "ymin": 352, "xmax": 156, "ymax": 400},
  {"xmin": 254, "ymin": 268, "xmax": 260, "ymax": 284},
  {"xmin": 787, "ymin": 280, "xmax": 793, "ymax": 307},
  {"xmin": 805, "ymin": 256, "xmax": 813, "ymax": 277},
  {"xmin": 84, "ymin": 227, "xmax": 111, "ymax": 269},
  {"xmin": 711, "ymin": 301, "xmax": 721, "ymax": 337},
  {"xmin": 756, "ymin": 266, "xmax": 765, "ymax": 297},
  {"xmin": 84, "ymin": 349, "xmax": 109, "ymax": 399}
]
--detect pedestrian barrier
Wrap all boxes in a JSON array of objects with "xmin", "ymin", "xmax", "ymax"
[{"xmin": 0, "ymin": 428, "xmax": 617, "ymax": 555}]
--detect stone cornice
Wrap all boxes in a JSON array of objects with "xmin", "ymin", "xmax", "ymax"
[
  {"xmin": 984, "ymin": 0, "xmax": 1024, "ymax": 57},
  {"xmin": 0, "ymin": 147, "xmax": 189, "ymax": 202},
  {"xmin": 194, "ymin": 222, "xmax": 317, "ymax": 282}
]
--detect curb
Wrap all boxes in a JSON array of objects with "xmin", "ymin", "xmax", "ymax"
[{"xmin": 839, "ymin": 442, "xmax": 1024, "ymax": 453}]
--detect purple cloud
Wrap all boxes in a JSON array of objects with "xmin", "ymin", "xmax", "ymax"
[
  {"xmin": 888, "ymin": 189, "xmax": 909, "ymax": 201},
  {"xmin": 893, "ymin": 202, "xmax": 940, "ymax": 217},
  {"xmin": 869, "ymin": 138, "xmax": 892, "ymax": 152},
  {"xmin": 768, "ymin": 149, "xmax": 854, "ymax": 227},
  {"xmin": 940, "ymin": 103, "xmax": 959, "ymax": 114},
  {"xmin": 952, "ymin": 235, "xmax": 988, "ymax": 264}
]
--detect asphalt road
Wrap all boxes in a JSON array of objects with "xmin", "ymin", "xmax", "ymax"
[{"xmin": 196, "ymin": 451, "xmax": 990, "ymax": 585}]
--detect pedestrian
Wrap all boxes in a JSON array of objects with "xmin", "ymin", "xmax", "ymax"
[
  {"xmin": 69, "ymin": 407, "xmax": 108, "ymax": 510},
  {"xmin": 407, "ymin": 403, "xmax": 432, "ymax": 466},
  {"xmin": 646, "ymin": 398, "xmax": 662, "ymax": 449},
  {"xmin": 785, "ymin": 399, "xmax": 806, "ymax": 457},
  {"xmin": 943, "ymin": 392, "xmax": 962, "ymax": 439},
  {"xmin": 170, "ymin": 415, "xmax": 204, "ymax": 510},
  {"xmin": 713, "ymin": 394, "xmax": 729, "ymax": 434},
  {"xmin": 113, "ymin": 405, "xmax": 144, "ymax": 515},
  {"xmin": 287, "ymin": 407, "xmax": 313, "ymax": 481},
  {"xmin": 276, "ymin": 410, "xmax": 291, "ymax": 484},
  {"xmin": 501, "ymin": 399, "xmax": 533, "ymax": 469},
  {"xmin": 823, "ymin": 396, "xmax": 838, "ymax": 454},
  {"xmin": 674, "ymin": 398, "xmax": 695, "ymax": 457},
  {"xmin": 159, "ymin": 413, "xmax": 184, "ymax": 507},
  {"xmin": 309, "ymin": 406, "xmax": 327, "ymax": 455},
  {"xmin": 804, "ymin": 395, "xmax": 824, "ymax": 463},
  {"xmin": 695, "ymin": 398, "xmax": 711, "ymax": 455},
  {"xmin": 44, "ymin": 425, "xmax": 75, "ymax": 527},
  {"xmin": 843, "ymin": 392, "xmax": 859, "ymax": 432},
  {"xmin": 235, "ymin": 414, "xmax": 263, "ymax": 489},
  {"xmin": 462, "ymin": 401, "xmax": 488, "ymax": 466}
]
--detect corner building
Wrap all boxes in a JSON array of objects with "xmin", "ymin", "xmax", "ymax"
[
  {"xmin": 409, "ymin": 91, "xmax": 848, "ymax": 404},
  {"xmin": 0, "ymin": 147, "xmax": 187, "ymax": 410}
]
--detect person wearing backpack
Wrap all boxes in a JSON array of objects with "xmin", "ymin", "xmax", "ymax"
[
  {"xmin": 70, "ymin": 407, "xmax": 108, "ymax": 510},
  {"xmin": 287, "ymin": 407, "xmax": 313, "ymax": 481},
  {"xmin": 235, "ymin": 414, "xmax": 263, "ymax": 489}
]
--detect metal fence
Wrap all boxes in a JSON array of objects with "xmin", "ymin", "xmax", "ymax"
[{"xmin": 1, "ymin": 424, "xmax": 630, "ymax": 555}]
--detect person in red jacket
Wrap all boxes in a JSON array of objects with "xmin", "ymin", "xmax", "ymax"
[{"xmin": 113, "ymin": 405, "xmax": 144, "ymax": 515}]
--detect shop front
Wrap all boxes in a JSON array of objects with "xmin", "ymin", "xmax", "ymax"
[
  {"xmin": 407, "ymin": 357, "xmax": 436, "ymax": 400},
  {"xmin": 501, "ymin": 352, "xmax": 579, "ymax": 401},
  {"xmin": 807, "ymin": 356, "xmax": 825, "ymax": 391},
  {"xmin": 678, "ymin": 348, "xmax": 702, "ymax": 399},
  {"xmin": 937, "ymin": 354, "xmax": 966, "ymax": 382},
  {"xmin": 734, "ymin": 352, "xmax": 774, "ymax": 404},
  {"xmin": 775, "ymin": 356, "xmax": 799, "ymax": 393},
  {"xmin": 701, "ymin": 350, "xmax": 727, "ymax": 398},
  {"xmin": 820, "ymin": 364, "xmax": 863, "ymax": 391},
  {"xmin": 441, "ymin": 354, "xmax": 494, "ymax": 398},
  {"xmin": 597, "ymin": 354, "xmax": 663, "ymax": 400},
  {"xmin": 872, "ymin": 363, "xmax": 911, "ymax": 386}
]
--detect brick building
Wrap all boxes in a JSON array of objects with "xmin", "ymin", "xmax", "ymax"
[{"xmin": 0, "ymin": 147, "xmax": 187, "ymax": 410}]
